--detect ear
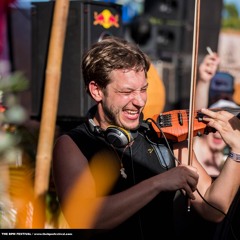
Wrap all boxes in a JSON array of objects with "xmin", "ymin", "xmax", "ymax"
[{"xmin": 89, "ymin": 81, "xmax": 103, "ymax": 101}]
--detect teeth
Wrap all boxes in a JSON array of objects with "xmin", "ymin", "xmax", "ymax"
[{"xmin": 127, "ymin": 111, "xmax": 137, "ymax": 115}]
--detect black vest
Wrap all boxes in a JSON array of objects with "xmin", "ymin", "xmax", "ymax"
[{"xmin": 67, "ymin": 121, "xmax": 176, "ymax": 240}]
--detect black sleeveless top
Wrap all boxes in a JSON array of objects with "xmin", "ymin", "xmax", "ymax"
[{"xmin": 67, "ymin": 119, "xmax": 176, "ymax": 240}]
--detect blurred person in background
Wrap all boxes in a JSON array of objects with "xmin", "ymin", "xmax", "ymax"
[
  {"xmin": 194, "ymin": 99, "xmax": 240, "ymax": 179},
  {"xmin": 182, "ymin": 51, "xmax": 240, "ymax": 240},
  {"xmin": 195, "ymin": 51, "xmax": 239, "ymax": 178}
]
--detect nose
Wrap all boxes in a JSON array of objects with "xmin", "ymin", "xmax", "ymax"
[
  {"xmin": 213, "ymin": 131, "xmax": 222, "ymax": 139},
  {"xmin": 132, "ymin": 91, "xmax": 146, "ymax": 107}
]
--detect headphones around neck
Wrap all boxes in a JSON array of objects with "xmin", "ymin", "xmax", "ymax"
[{"xmin": 88, "ymin": 118, "xmax": 138, "ymax": 148}]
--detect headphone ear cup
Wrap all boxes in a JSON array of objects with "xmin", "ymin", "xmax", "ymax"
[{"xmin": 105, "ymin": 126, "xmax": 132, "ymax": 148}]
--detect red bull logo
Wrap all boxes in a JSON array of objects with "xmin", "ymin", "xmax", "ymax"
[{"xmin": 94, "ymin": 9, "xmax": 119, "ymax": 29}]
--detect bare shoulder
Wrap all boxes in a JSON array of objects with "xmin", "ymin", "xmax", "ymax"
[
  {"xmin": 52, "ymin": 134, "xmax": 89, "ymax": 202},
  {"xmin": 53, "ymin": 134, "xmax": 87, "ymax": 168},
  {"xmin": 54, "ymin": 134, "xmax": 73, "ymax": 146},
  {"xmin": 53, "ymin": 134, "xmax": 78, "ymax": 153}
]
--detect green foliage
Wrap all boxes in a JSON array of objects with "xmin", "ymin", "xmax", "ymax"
[
  {"xmin": 0, "ymin": 71, "xmax": 31, "ymax": 228},
  {"xmin": 0, "ymin": 71, "xmax": 29, "ymax": 158},
  {"xmin": 222, "ymin": 3, "xmax": 240, "ymax": 30},
  {"xmin": 222, "ymin": 18, "xmax": 240, "ymax": 30},
  {"xmin": 224, "ymin": 3, "xmax": 239, "ymax": 18},
  {"xmin": 0, "ymin": 71, "xmax": 28, "ymax": 93}
]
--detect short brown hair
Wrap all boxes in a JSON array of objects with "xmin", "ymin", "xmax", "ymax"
[{"xmin": 82, "ymin": 36, "xmax": 151, "ymax": 95}]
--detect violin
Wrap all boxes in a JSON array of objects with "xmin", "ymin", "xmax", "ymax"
[{"xmin": 151, "ymin": 107, "xmax": 240, "ymax": 142}]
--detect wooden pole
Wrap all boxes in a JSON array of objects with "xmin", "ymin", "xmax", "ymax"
[{"xmin": 33, "ymin": 0, "xmax": 70, "ymax": 225}]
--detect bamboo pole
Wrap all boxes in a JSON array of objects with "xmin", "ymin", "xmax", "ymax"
[{"xmin": 33, "ymin": 0, "xmax": 70, "ymax": 220}]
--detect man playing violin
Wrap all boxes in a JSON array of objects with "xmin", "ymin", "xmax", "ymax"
[{"xmin": 52, "ymin": 36, "xmax": 240, "ymax": 239}]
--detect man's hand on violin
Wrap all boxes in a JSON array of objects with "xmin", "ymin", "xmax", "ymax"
[
  {"xmin": 201, "ymin": 108, "xmax": 240, "ymax": 152},
  {"xmin": 199, "ymin": 53, "xmax": 220, "ymax": 83}
]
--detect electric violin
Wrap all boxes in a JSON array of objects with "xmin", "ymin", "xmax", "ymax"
[{"xmin": 151, "ymin": 107, "xmax": 240, "ymax": 142}]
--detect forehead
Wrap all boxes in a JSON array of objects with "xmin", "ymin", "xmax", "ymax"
[{"xmin": 108, "ymin": 69, "xmax": 147, "ymax": 87}]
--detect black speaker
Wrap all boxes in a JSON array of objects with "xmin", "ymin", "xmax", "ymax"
[
  {"xmin": 144, "ymin": 0, "xmax": 186, "ymax": 21},
  {"xmin": 175, "ymin": 0, "xmax": 223, "ymax": 109},
  {"xmin": 142, "ymin": 0, "xmax": 223, "ymax": 60},
  {"xmin": 140, "ymin": 0, "xmax": 223, "ymax": 110},
  {"xmin": 31, "ymin": 0, "xmax": 123, "ymax": 123}
]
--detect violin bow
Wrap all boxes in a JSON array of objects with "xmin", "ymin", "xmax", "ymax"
[
  {"xmin": 188, "ymin": 0, "xmax": 201, "ymax": 166},
  {"xmin": 187, "ymin": 0, "xmax": 201, "ymax": 212}
]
